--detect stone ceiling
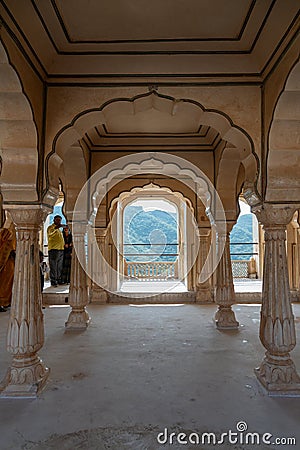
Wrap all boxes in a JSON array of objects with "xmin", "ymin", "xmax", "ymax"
[{"xmin": 1, "ymin": 0, "xmax": 299, "ymax": 82}]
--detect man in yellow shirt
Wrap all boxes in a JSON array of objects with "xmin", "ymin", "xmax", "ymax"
[{"xmin": 47, "ymin": 215, "xmax": 65, "ymax": 287}]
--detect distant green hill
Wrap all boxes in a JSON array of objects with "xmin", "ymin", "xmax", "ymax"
[
  {"xmin": 48, "ymin": 205, "xmax": 254, "ymax": 262},
  {"xmin": 230, "ymin": 214, "xmax": 254, "ymax": 260},
  {"xmin": 124, "ymin": 206, "xmax": 254, "ymax": 262},
  {"xmin": 124, "ymin": 206, "xmax": 178, "ymax": 262}
]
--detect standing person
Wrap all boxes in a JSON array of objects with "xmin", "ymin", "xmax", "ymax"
[
  {"xmin": 39, "ymin": 250, "xmax": 47, "ymax": 292},
  {"xmin": 47, "ymin": 215, "xmax": 64, "ymax": 287},
  {"xmin": 62, "ymin": 225, "xmax": 73, "ymax": 284},
  {"xmin": 0, "ymin": 224, "xmax": 16, "ymax": 311}
]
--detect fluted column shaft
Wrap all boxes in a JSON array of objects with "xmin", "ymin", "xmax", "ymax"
[
  {"xmin": 215, "ymin": 224, "xmax": 239, "ymax": 329},
  {"xmin": 253, "ymin": 204, "xmax": 300, "ymax": 395},
  {"xmin": 65, "ymin": 222, "xmax": 90, "ymax": 330},
  {"xmin": 0, "ymin": 207, "xmax": 49, "ymax": 398}
]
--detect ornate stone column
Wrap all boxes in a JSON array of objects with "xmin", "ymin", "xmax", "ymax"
[
  {"xmin": 196, "ymin": 227, "xmax": 212, "ymax": 302},
  {"xmin": 215, "ymin": 222, "xmax": 239, "ymax": 329},
  {"xmin": 253, "ymin": 204, "xmax": 300, "ymax": 395},
  {"xmin": 0, "ymin": 206, "xmax": 50, "ymax": 398},
  {"xmin": 298, "ymin": 214, "xmax": 300, "ymax": 301},
  {"xmin": 90, "ymin": 228, "xmax": 108, "ymax": 303},
  {"xmin": 65, "ymin": 222, "xmax": 91, "ymax": 330}
]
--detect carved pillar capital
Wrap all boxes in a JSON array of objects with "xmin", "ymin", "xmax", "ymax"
[
  {"xmin": 252, "ymin": 204, "xmax": 296, "ymax": 228},
  {"xmin": 7, "ymin": 205, "xmax": 50, "ymax": 229}
]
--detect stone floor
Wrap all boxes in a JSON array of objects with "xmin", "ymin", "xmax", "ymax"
[
  {"xmin": 234, "ymin": 279, "xmax": 262, "ymax": 293},
  {"xmin": 43, "ymin": 278, "xmax": 263, "ymax": 295},
  {"xmin": 0, "ymin": 303, "xmax": 300, "ymax": 449},
  {"xmin": 120, "ymin": 280, "xmax": 188, "ymax": 293}
]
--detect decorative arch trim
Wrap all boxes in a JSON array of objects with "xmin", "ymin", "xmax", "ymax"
[
  {"xmin": 45, "ymin": 90, "xmax": 259, "ymax": 201},
  {"xmin": 267, "ymin": 58, "xmax": 300, "ymax": 202},
  {"xmin": 0, "ymin": 40, "xmax": 38, "ymax": 203}
]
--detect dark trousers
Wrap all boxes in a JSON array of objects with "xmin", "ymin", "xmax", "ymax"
[{"xmin": 48, "ymin": 249, "xmax": 64, "ymax": 285}]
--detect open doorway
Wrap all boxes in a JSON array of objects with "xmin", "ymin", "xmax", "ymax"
[
  {"xmin": 110, "ymin": 184, "xmax": 197, "ymax": 294},
  {"xmin": 122, "ymin": 198, "xmax": 183, "ymax": 293},
  {"xmin": 231, "ymin": 197, "xmax": 262, "ymax": 294}
]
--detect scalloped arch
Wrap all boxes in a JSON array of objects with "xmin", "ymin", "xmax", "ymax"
[
  {"xmin": 0, "ymin": 40, "xmax": 38, "ymax": 203},
  {"xmin": 267, "ymin": 59, "xmax": 300, "ymax": 202},
  {"xmin": 46, "ymin": 91, "xmax": 258, "ymax": 201},
  {"xmin": 54, "ymin": 92, "xmax": 253, "ymax": 157},
  {"xmin": 109, "ymin": 182, "xmax": 195, "ymax": 222},
  {"xmin": 90, "ymin": 154, "xmax": 211, "ymax": 218}
]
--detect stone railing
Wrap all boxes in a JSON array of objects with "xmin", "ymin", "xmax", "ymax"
[
  {"xmin": 125, "ymin": 261, "xmax": 178, "ymax": 281},
  {"xmin": 231, "ymin": 258, "xmax": 257, "ymax": 278}
]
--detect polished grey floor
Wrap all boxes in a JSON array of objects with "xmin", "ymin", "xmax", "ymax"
[{"xmin": 0, "ymin": 303, "xmax": 299, "ymax": 449}]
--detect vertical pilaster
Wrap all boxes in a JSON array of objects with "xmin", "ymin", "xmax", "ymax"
[
  {"xmin": 65, "ymin": 222, "xmax": 90, "ymax": 330},
  {"xmin": 90, "ymin": 228, "xmax": 108, "ymax": 303},
  {"xmin": 196, "ymin": 227, "xmax": 212, "ymax": 302},
  {"xmin": 215, "ymin": 222, "xmax": 239, "ymax": 329},
  {"xmin": 253, "ymin": 204, "xmax": 300, "ymax": 395},
  {"xmin": 297, "ymin": 219, "xmax": 300, "ymax": 300},
  {"xmin": 0, "ymin": 206, "xmax": 50, "ymax": 397}
]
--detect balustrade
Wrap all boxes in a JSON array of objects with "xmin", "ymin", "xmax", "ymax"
[{"xmin": 125, "ymin": 260, "xmax": 178, "ymax": 281}]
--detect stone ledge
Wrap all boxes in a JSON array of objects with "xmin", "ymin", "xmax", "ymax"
[
  {"xmin": 235, "ymin": 292, "xmax": 262, "ymax": 303},
  {"xmin": 42, "ymin": 290, "xmax": 299, "ymax": 306},
  {"xmin": 42, "ymin": 292, "xmax": 69, "ymax": 305},
  {"xmin": 107, "ymin": 291, "xmax": 196, "ymax": 304}
]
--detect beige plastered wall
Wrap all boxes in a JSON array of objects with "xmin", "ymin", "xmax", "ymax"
[{"xmin": 263, "ymin": 34, "xmax": 300, "ymax": 142}]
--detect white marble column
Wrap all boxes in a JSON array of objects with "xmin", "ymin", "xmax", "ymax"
[
  {"xmin": 215, "ymin": 222, "xmax": 239, "ymax": 329},
  {"xmin": 253, "ymin": 204, "xmax": 300, "ymax": 395},
  {"xmin": 65, "ymin": 222, "xmax": 90, "ymax": 330},
  {"xmin": 0, "ymin": 206, "xmax": 50, "ymax": 398},
  {"xmin": 196, "ymin": 227, "xmax": 212, "ymax": 302}
]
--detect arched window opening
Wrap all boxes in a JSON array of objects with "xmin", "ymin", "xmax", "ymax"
[
  {"xmin": 123, "ymin": 198, "xmax": 179, "ymax": 278},
  {"xmin": 43, "ymin": 189, "xmax": 67, "ymax": 288},
  {"xmin": 109, "ymin": 185, "xmax": 196, "ymax": 294},
  {"xmin": 230, "ymin": 197, "xmax": 261, "ymax": 281}
]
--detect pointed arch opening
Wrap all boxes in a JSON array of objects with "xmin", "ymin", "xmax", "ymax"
[{"xmin": 107, "ymin": 183, "xmax": 197, "ymax": 294}]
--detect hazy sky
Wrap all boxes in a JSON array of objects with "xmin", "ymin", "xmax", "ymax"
[
  {"xmin": 129, "ymin": 199, "xmax": 177, "ymax": 213},
  {"xmin": 239, "ymin": 199, "xmax": 251, "ymax": 216}
]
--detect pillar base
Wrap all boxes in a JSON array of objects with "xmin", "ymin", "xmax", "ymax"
[
  {"xmin": 255, "ymin": 353, "xmax": 300, "ymax": 397},
  {"xmin": 65, "ymin": 308, "xmax": 91, "ymax": 330},
  {"xmin": 90, "ymin": 287, "xmax": 108, "ymax": 304},
  {"xmin": 0, "ymin": 355, "xmax": 49, "ymax": 398},
  {"xmin": 215, "ymin": 306, "xmax": 239, "ymax": 329},
  {"xmin": 195, "ymin": 288, "xmax": 212, "ymax": 303}
]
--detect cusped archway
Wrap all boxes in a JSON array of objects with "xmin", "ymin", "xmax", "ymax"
[
  {"xmin": 45, "ymin": 90, "xmax": 259, "ymax": 214},
  {"xmin": 267, "ymin": 59, "xmax": 300, "ymax": 202},
  {"xmin": 0, "ymin": 40, "xmax": 38, "ymax": 203}
]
